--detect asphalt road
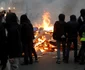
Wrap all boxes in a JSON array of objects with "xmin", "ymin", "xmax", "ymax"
[{"xmin": 19, "ymin": 51, "xmax": 85, "ymax": 70}]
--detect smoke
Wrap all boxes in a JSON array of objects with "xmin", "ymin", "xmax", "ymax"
[
  {"xmin": 25, "ymin": 0, "xmax": 85, "ymax": 24},
  {"xmin": 0, "ymin": 0, "xmax": 85, "ymax": 23}
]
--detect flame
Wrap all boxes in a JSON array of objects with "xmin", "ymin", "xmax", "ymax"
[
  {"xmin": 34, "ymin": 11, "xmax": 53, "ymax": 32},
  {"xmin": 42, "ymin": 11, "xmax": 53, "ymax": 32},
  {"xmin": 33, "ymin": 11, "xmax": 56, "ymax": 53}
]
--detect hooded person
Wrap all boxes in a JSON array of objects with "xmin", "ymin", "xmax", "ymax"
[
  {"xmin": 66, "ymin": 15, "xmax": 79, "ymax": 63},
  {"xmin": 53, "ymin": 14, "xmax": 67, "ymax": 64},
  {"xmin": 0, "ymin": 12, "xmax": 8, "ymax": 70},
  {"xmin": 20, "ymin": 14, "xmax": 38, "ymax": 65},
  {"xmin": 6, "ymin": 13, "xmax": 21, "ymax": 70}
]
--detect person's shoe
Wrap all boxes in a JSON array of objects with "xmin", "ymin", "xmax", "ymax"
[{"xmin": 56, "ymin": 60, "xmax": 61, "ymax": 64}]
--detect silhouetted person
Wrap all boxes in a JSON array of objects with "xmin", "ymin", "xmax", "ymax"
[
  {"xmin": 20, "ymin": 14, "xmax": 38, "ymax": 64},
  {"xmin": 6, "ymin": 13, "xmax": 21, "ymax": 70},
  {"xmin": 78, "ymin": 9, "xmax": 85, "ymax": 29},
  {"xmin": 66, "ymin": 15, "xmax": 79, "ymax": 63},
  {"xmin": 0, "ymin": 12, "xmax": 8, "ymax": 70},
  {"xmin": 77, "ymin": 9, "xmax": 85, "ymax": 60},
  {"xmin": 53, "ymin": 14, "xmax": 66, "ymax": 64},
  {"xmin": 79, "ymin": 21, "xmax": 85, "ymax": 65}
]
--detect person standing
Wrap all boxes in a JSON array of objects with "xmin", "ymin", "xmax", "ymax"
[
  {"xmin": 20, "ymin": 14, "xmax": 38, "ymax": 65},
  {"xmin": 77, "ymin": 9, "xmax": 85, "ymax": 60},
  {"xmin": 78, "ymin": 16, "xmax": 85, "ymax": 65},
  {"xmin": 0, "ymin": 12, "xmax": 8, "ymax": 70},
  {"xmin": 66, "ymin": 15, "xmax": 79, "ymax": 63},
  {"xmin": 6, "ymin": 13, "xmax": 21, "ymax": 70},
  {"xmin": 78, "ymin": 9, "xmax": 85, "ymax": 29},
  {"xmin": 53, "ymin": 14, "xmax": 66, "ymax": 64}
]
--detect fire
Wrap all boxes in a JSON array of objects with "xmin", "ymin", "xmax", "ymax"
[
  {"xmin": 33, "ymin": 11, "xmax": 56, "ymax": 53},
  {"xmin": 42, "ymin": 12, "xmax": 53, "ymax": 32},
  {"xmin": 34, "ymin": 11, "xmax": 53, "ymax": 32}
]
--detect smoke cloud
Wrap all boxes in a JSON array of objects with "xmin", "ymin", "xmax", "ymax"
[
  {"xmin": 25, "ymin": 0, "xmax": 85, "ymax": 23},
  {"xmin": 0, "ymin": 0, "xmax": 85, "ymax": 24}
]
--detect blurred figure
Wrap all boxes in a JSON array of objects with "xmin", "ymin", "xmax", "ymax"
[
  {"xmin": 53, "ymin": 14, "xmax": 66, "ymax": 64},
  {"xmin": 77, "ymin": 9, "xmax": 85, "ymax": 60},
  {"xmin": 0, "ymin": 12, "xmax": 8, "ymax": 70},
  {"xmin": 78, "ymin": 9, "xmax": 85, "ymax": 29},
  {"xmin": 79, "ymin": 16, "xmax": 85, "ymax": 65},
  {"xmin": 66, "ymin": 15, "xmax": 79, "ymax": 63},
  {"xmin": 20, "ymin": 14, "xmax": 38, "ymax": 65},
  {"xmin": 6, "ymin": 13, "xmax": 21, "ymax": 70}
]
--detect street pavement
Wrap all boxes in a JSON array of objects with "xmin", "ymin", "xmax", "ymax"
[{"xmin": 19, "ymin": 51, "xmax": 85, "ymax": 70}]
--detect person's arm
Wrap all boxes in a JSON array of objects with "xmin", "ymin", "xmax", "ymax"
[{"xmin": 53, "ymin": 21, "xmax": 57, "ymax": 40}]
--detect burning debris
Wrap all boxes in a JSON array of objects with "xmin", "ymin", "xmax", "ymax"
[
  {"xmin": 33, "ymin": 28, "xmax": 57, "ymax": 53},
  {"xmin": 33, "ymin": 11, "xmax": 57, "ymax": 53}
]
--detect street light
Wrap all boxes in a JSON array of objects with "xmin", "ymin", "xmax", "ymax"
[
  {"xmin": 0, "ymin": 7, "xmax": 4, "ymax": 10},
  {"xmin": 8, "ymin": 7, "xmax": 11, "ymax": 10}
]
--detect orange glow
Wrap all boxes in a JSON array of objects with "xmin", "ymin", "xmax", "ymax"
[
  {"xmin": 34, "ymin": 11, "xmax": 53, "ymax": 32},
  {"xmin": 42, "ymin": 11, "xmax": 53, "ymax": 31},
  {"xmin": 33, "ymin": 11, "xmax": 56, "ymax": 53}
]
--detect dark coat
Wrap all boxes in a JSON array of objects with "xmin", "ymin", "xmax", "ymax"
[
  {"xmin": 21, "ymin": 22, "xmax": 34, "ymax": 44},
  {"xmin": 7, "ymin": 23, "xmax": 21, "ymax": 58},
  {"xmin": 66, "ymin": 21, "xmax": 79, "ymax": 40},
  {"xmin": 0, "ymin": 23, "xmax": 7, "ymax": 58},
  {"xmin": 5, "ymin": 13, "xmax": 22, "ymax": 58},
  {"xmin": 79, "ymin": 22, "xmax": 85, "ymax": 37},
  {"xmin": 53, "ymin": 21, "xmax": 66, "ymax": 40},
  {"xmin": 78, "ymin": 16, "xmax": 84, "ymax": 30}
]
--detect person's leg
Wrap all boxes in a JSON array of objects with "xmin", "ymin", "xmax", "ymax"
[
  {"xmin": 28, "ymin": 50, "xmax": 33, "ymax": 64},
  {"xmin": 62, "ymin": 39, "xmax": 66, "ymax": 61},
  {"xmin": 32, "ymin": 47, "xmax": 38, "ymax": 61},
  {"xmin": 79, "ymin": 41, "xmax": 85, "ymax": 65},
  {"xmin": 66, "ymin": 40, "xmax": 71, "ymax": 63},
  {"xmin": 77, "ymin": 46, "xmax": 82, "ymax": 60},
  {"xmin": 73, "ymin": 39, "xmax": 78, "ymax": 62},
  {"xmin": 24, "ymin": 44, "xmax": 29, "ymax": 64},
  {"xmin": 1, "ymin": 53, "xmax": 8, "ymax": 70},
  {"xmin": 28, "ymin": 42, "xmax": 33, "ymax": 64},
  {"xmin": 1, "ymin": 59, "xmax": 7, "ymax": 70},
  {"xmin": 56, "ymin": 40, "xmax": 61, "ymax": 64}
]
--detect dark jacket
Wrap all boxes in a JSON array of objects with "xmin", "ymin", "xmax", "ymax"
[
  {"xmin": 79, "ymin": 22, "xmax": 85, "ymax": 37},
  {"xmin": 78, "ymin": 16, "xmax": 84, "ymax": 30},
  {"xmin": 6, "ymin": 13, "xmax": 21, "ymax": 58},
  {"xmin": 0, "ymin": 23, "xmax": 7, "ymax": 57},
  {"xmin": 21, "ymin": 22, "xmax": 34, "ymax": 44},
  {"xmin": 66, "ymin": 21, "xmax": 79, "ymax": 40},
  {"xmin": 7, "ymin": 23, "xmax": 21, "ymax": 58},
  {"xmin": 53, "ymin": 21, "xmax": 66, "ymax": 40},
  {"xmin": 20, "ymin": 14, "xmax": 34, "ymax": 44}
]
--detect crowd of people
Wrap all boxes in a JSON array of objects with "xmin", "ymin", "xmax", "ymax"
[
  {"xmin": 53, "ymin": 9, "xmax": 85, "ymax": 65},
  {"xmin": 0, "ymin": 10, "xmax": 38, "ymax": 70},
  {"xmin": 0, "ymin": 9, "xmax": 85, "ymax": 70}
]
